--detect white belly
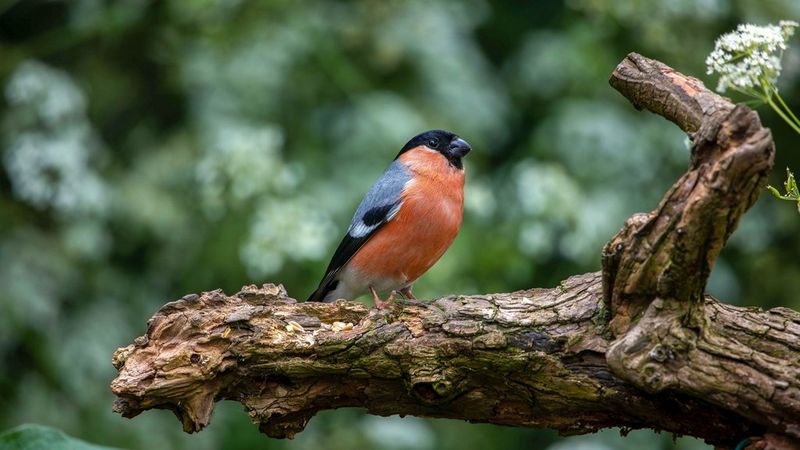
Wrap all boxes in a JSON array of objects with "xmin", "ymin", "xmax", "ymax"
[{"xmin": 323, "ymin": 265, "xmax": 408, "ymax": 302}]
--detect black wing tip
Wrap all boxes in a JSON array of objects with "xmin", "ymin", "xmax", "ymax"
[
  {"xmin": 306, "ymin": 279, "xmax": 338, "ymax": 302},
  {"xmin": 306, "ymin": 289, "xmax": 326, "ymax": 302}
]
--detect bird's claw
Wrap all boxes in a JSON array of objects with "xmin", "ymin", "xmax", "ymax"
[
  {"xmin": 371, "ymin": 287, "xmax": 396, "ymax": 309},
  {"xmin": 399, "ymin": 286, "xmax": 416, "ymax": 300},
  {"xmin": 375, "ymin": 291, "xmax": 396, "ymax": 309}
]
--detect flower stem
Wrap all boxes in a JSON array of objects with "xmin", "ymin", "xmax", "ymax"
[
  {"xmin": 771, "ymin": 87, "xmax": 800, "ymax": 128},
  {"xmin": 766, "ymin": 96, "xmax": 800, "ymax": 134}
]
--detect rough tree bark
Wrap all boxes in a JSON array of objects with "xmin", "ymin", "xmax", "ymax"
[{"xmin": 111, "ymin": 54, "xmax": 800, "ymax": 448}]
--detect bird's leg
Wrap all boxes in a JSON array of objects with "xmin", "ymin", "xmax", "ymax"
[
  {"xmin": 369, "ymin": 286, "xmax": 395, "ymax": 309},
  {"xmin": 399, "ymin": 286, "xmax": 416, "ymax": 300}
]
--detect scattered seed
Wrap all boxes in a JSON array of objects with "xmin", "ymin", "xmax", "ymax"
[
  {"xmin": 330, "ymin": 322, "xmax": 354, "ymax": 331},
  {"xmin": 286, "ymin": 320, "xmax": 305, "ymax": 333}
]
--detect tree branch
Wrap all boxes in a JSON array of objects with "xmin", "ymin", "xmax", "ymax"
[
  {"xmin": 111, "ymin": 53, "xmax": 799, "ymax": 446},
  {"xmin": 601, "ymin": 54, "xmax": 798, "ymax": 442},
  {"xmin": 603, "ymin": 53, "xmax": 774, "ymax": 332},
  {"xmin": 111, "ymin": 275, "xmax": 756, "ymax": 444}
]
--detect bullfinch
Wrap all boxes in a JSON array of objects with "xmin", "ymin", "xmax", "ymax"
[{"xmin": 307, "ymin": 130, "xmax": 471, "ymax": 308}]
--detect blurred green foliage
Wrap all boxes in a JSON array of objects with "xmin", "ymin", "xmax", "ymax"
[
  {"xmin": 1, "ymin": 1, "xmax": 799, "ymax": 449},
  {"xmin": 0, "ymin": 424, "xmax": 119, "ymax": 450}
]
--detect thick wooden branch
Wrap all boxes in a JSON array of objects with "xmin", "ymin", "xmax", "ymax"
[
  {"xmin": 112, "ymin": 275, "xmax": 758, "ymax": 444},
  {"xmin": 111, "ymin": 54, "xmax": 800, "ymax": 445}
]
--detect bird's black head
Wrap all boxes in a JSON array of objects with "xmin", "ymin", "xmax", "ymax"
[{"xmin": 396, "ymin": 129, "xmax": 472, "ymax": 169}]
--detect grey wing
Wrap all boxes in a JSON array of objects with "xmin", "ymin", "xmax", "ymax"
[
  {"xmin": 307, "ymin": 160, "xmax": 411, "ymax": 301},
  {"xmin": 348, "ymin": 160, "xmax": 411, "ymax": 238}
]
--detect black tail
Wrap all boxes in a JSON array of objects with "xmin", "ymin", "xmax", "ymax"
[
  {"xmin": 307, "ymin": 279, "xmax": 337, "ymax": 302},
  {"xmin": 306, "ymin": 286, "xmax": 324, "ymax": 302}
]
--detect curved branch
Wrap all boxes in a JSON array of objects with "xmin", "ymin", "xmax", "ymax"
[
  {"xmin": 600, "ymin": 54, "xmax": 797, "ymax": 441},
  {"xmin": 111, "ymin": 54, "xmax": 799, "ymax": 446},
  {"xmin": 603, "ymin": 53, "xmax": 774, "ymax": 333}
]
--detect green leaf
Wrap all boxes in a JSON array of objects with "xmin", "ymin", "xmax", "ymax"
[
  {"xmin": 0, "ymin": 424, "xmax": 121, "ymax": 450},
  {"xmin": 785, "ymin": 167, "xmax": 799, "ymax": 197},
  {"xmin": 767, "ymin": 185, "xmax": 784, "ymax": 198},
  {"xmin": 768, "ymin": 168, "xmax": 800, "ymax": 214}
]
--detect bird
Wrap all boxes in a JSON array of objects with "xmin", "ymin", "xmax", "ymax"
[{"xmin": 307, "ymin": 129, "xmax": 471, "ymax": 308}]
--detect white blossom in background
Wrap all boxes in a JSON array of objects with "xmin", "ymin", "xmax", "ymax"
[
  {"xmin": 514, "ymin": 160, "xmax": 580, "ymax": 220},
  {"xmin": 4, "ymin": 130, "xmax": 107, "ymax": 214},
  {"xmin": 706, "ymin": 21, "xmax": 798, "ymax": 93},
  {"xmin": 512, "ymin": 158, "xmax": 634, "ymax": 263},
  {"xmin": 2, "ymin": 61, "xmax": 108, "ymax": 215},
  {"xmin": 5, "ymin": 60, "xmax": 87, "ymax": 126},
  {"xmin": 240, "ymin": 196, "xmax": 337, "ymax": 277},
  {"xmin": 195, "ymin": 122, "xmax": 295, "ymax": 216}
]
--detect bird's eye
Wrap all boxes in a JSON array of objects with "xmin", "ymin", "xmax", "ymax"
[{"xmin": 428, "ymin": 139, "xmax": 439, "ymax": 148}]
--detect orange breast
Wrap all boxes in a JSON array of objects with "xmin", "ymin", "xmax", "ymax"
[{"xmin": 349, "ymin": 147, "xmax": 465, "ymax": 286}]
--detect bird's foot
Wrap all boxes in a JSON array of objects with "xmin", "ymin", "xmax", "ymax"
[
  {"xmin": 399, "ymin": 286, "xmax": 416, "ymax": 300},
  {"xmin": 370, "ymin": 287, "xmax": 396, "ymax": 309}
]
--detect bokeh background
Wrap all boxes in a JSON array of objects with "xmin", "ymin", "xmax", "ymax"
[{"xmin": 1, "ymin": 1, "xmax": 799, "ymax": 449}]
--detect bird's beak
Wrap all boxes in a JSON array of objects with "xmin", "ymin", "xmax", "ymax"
[{"xmin": 448, "ymin": 137, "xmax": 471, "ymax": 158}]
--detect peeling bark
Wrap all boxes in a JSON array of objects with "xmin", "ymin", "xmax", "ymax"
[{"xmin": 111, "ymin": 54, "xmax": 800, "ymax": 447}]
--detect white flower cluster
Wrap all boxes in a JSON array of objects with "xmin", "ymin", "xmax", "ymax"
[
  {"xmin": 4, "ymin": 129, "xmax": 107, "ymax": 215},
  {"xmin": 3, "ymin": 61, "xmax": 108, "ymax": 215},
  {"xmin": 240, "ymin": 196, "xmax": 336, "ymax": 277},
  {"xmin": 195, "ymin": 121, "xmax": 298, "ymax": 217},
  {"xmin": 706, "ymin": 20, "xmax": 798, "ymax": 93}
]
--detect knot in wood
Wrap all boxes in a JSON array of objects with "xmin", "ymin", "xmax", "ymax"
[
  {"xmin": 642, "ymin": 363, "xmax": 664, "ymax": 391},
  {"xmin": 648, "ymin": 344, "xmax": 674, "ymax": 363},
  {"xmin": 411, "ymin": 379, "xmax": 454, "ymax": 404},
  {"xmin": 409, "ymin": 369, "xmax": 463, "ymax": 405}
]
